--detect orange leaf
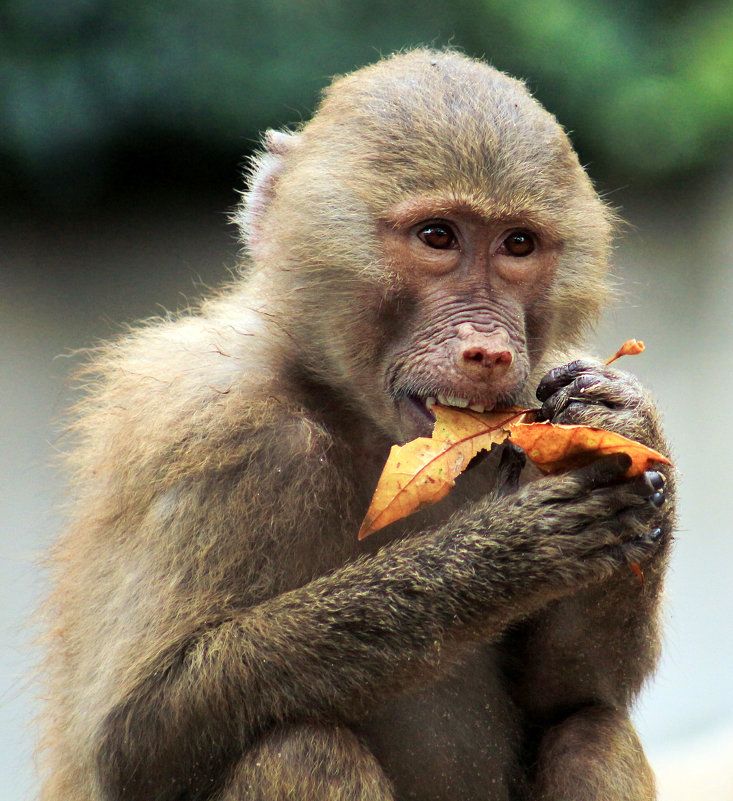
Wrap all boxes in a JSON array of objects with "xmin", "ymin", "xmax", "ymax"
[
  {"xmin": 357, "ymin": 407, "xmax": 529, "ymax": 539},
  {"xmin": 507, "ymin": 421, "xmax": 670, "ymax": 476},
  {"xmin": 605, "ymin": 339, "xmax": 645, "ymax": 365}
]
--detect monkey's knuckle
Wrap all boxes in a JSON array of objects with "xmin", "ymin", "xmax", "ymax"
[
  {"xmin": 619, "ymin": 537, "xmax": 659, "ymax": 565},
  {"xmin": 552, "ymin": 402, "xmax": 601, "ymax": 426}
]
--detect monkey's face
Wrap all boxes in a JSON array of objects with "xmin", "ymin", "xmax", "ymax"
[
  {"xmin": 242, "ymin": 51, "xmax": 614, "ymax": 446},
  {"xmin": 374, "ymin": 195, "xmax": 560, "ymax": 443}
]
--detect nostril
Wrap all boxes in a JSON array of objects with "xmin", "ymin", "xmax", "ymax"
[
  {"xmin": 494, "ymin": 350, "xmax": 512, "ymax": 367},
  {"xmin": 461, "ymin": 347, "xmax": 513, "ymax": 369},
  {"xmin": 464, "ymin": 347, "xmax": 486, "ymax": 363}
]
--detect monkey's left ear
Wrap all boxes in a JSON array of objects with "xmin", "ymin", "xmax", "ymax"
[{"xmin": 236, "ymin": 129, "xmax": 300, "ymax": 261}]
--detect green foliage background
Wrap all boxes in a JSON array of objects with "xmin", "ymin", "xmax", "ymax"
[{"xmin": 2, "ymin": 0, "xmax": 731, "ymax": 201}]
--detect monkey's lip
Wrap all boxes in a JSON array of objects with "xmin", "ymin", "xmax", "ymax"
[{"xmin": 407, "ymin": 395, "xmax": 437, "ymax": 424}]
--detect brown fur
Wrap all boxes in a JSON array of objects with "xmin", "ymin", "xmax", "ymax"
[{"xmin": 40, "ymin": 50, "xmax": 674, "ymax": 801}]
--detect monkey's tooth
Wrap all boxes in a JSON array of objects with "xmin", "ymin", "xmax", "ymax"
[
  {"xmin": 469, "ymin": 404, "xmax": 485, "ymax": 413},
  {"xmin": 441, "ymin": 396, "xmax": 469, "ymax": 408},
  {"xmin": 425, "ymin": 397, "xmax": 437, "ymax": 409}
]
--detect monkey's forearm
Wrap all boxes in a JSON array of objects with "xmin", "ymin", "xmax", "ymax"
[
  {"xmin": 97, "ymin": 464, "xmax": 660, "ymax": 801},
  {"xmin": 97, "ymin": 522, "xmax": 533, "ymax": 800}
]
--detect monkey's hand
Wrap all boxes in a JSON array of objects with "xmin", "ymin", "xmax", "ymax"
[
  {"xmin": 533, "ymin": 357, "xmax": 674, "ymax": 556},
  {"xmin": 491, "ymin": 452, "xmax": 666, "ymax": 572},
  {"xmin": 536, "ymin": 358, "xmax": 665, "ymax": 453}
]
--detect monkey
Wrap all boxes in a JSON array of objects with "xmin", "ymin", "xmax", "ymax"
[{"xmin": 40, "ymin": 49, "xmax": 674, "ymax": 801}]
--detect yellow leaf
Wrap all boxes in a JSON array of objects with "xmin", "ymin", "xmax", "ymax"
[
  {"xmin": 359, "ymin": 409, "xmax": 669, "ymax": 539},
  {"xmin": 357, "ymin": 407, "xmax": 526, "ymax": 539}
]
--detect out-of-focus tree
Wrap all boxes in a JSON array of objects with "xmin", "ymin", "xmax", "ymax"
[{"xmin": 1, "ymin": 0, "xmax": 730, "ymax": 203}]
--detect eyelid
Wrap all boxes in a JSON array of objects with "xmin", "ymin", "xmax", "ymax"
[
  {"xmin": 415, "ymin": 219, "xmax": 458, "ymax": 237},
  {"xmin": 415, "ymin": 218, "xmax": 454, "ymax": 231}
]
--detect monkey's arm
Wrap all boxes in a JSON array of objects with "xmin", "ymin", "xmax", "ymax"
[
  {"xmin": 529, "ymin": 359, "xmax": 675, "ymax": 693},
  {"xmin": 511, "ymin": 360, "xmax": 674, "ymax": 800},
  {"xmin": 95, "ymin": 456, "xmax": 661, "ymax": 801}
]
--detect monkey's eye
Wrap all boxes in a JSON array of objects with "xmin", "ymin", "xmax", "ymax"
[
  {"xmin": 417, "ymin": 223, "xmax": 458, "ymax": 250},
  {"xmin": 500, "ymin": 230, "xmax": 536, "ymax": 257}
]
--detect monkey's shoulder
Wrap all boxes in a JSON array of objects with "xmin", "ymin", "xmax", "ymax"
[{"xmin": 63, "ymin": 315, "xmax": 358, "ymax": 523}]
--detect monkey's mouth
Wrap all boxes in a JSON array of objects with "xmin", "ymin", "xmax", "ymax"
[
  {"xmin": 398, "ymin": 393, "xmax": 495, "ymax": 440},
  {"xmin": 412, "ymin": 393, "xmax": 491, "ymax": 418}
]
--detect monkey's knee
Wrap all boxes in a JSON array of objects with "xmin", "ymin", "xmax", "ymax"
[
  {"xmin": 222, "ymin": 723, "xmax": 396, "ymax": 801},
  {"xmin": 533, "ymin": 706, "xmax": 655, "ymax": 801}
]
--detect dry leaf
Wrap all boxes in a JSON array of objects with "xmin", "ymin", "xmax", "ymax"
[
  {"xmin": 507, "ymin": 421, "xmax": 670, "ymax": 475},
  {"xmin": 359, "ymin": 409, "xmax": 669, "ymax": 538},
  {"xmin": 605, "ymin": 339, "xmax": 645, "ymax": 365},
  {"xmin": 357, "ymin": 408, "xmax": 529, "ymax": 539}
]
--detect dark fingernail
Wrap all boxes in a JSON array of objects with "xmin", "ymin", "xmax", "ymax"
[
  {"xmin": 645, "ymin": 470, "xmax": 665, "ymax": 491},
  {"xmin": 650, "ymin": 491, "xmax": 665, "ymax": 507}
]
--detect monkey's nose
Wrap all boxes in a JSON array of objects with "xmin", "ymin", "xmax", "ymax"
[{"xmin": 459, "ymin": 344, "xmax": 513, "ymax": 378}]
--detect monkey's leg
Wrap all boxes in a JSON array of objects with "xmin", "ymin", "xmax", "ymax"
[
  {"xmin": 221, "ymin": 724, "xmax": 395, "ymax": 801},
  {"xmin": 531, "ymin": 706, "xmax": 655, "ymax": 801}
]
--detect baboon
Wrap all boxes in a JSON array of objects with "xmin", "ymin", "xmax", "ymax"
[{"xmin": 41, "ymin": 49, "xmax": 674, "ymax": 801}]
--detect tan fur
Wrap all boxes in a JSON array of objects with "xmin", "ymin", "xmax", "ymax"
[{"xmin": 40, "ymin": 49, "xmax": 673, "ymax": 801}]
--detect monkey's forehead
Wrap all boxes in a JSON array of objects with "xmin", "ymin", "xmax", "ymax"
[
  {"xmin": 299, "ymin": 50, "xmax": 581, "ymax": 202},
  {"xmin": 312, "ymin": 50, "xmax": 562, "ymax": 153}
]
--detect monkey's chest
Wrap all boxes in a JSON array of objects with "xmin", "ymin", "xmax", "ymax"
[{"xmin": 356, "ymin": 644, "xmax": 521, "ymax": 801}]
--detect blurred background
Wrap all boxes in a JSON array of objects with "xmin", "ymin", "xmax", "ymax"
[{"xmin": 2, "ymin": 1, "xmax": 732, "ymax": 798}]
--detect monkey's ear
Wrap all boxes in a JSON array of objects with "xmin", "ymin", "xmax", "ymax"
[
  {"xmin": 237, "ymin": 129, "xmax": 300, "ymax": 261},
  {"xmin": 263, "ymin": 129, "xmax": 297, "ymax": 156}
]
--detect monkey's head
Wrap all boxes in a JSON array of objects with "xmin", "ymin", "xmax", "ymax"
[{"xmin": 236, "ymin": 50, "xmax": 613, "ymax": 443}]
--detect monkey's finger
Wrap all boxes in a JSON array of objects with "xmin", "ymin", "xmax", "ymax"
[
  {"xmin": 574, "ymin": 461, "xmax": 667, "ymax": 509},
  {"xmin": 495, "ymin": 442, "xmax": 526, "ymax": 496},
  {"xmin": 630, "ymin": 470, "xmax": 665, "ymax": 506},
  {"xmin": 541, "ymin": 453, "xmax": 632, "ymax": 500},
  {"xmin": 539, "ymin": 375, "xmax": 638, "ymax": 422},
  {"xmin": 568, "ymin": 374, "xmax": 639, "ymax": 409},
  {"xmin": 536, "ymin": 359, "xmax": 602, "ymax": 401},
  {"xmin": 580, "ymin": 452, "xmax": 633, "ymax": 486},
  {"xmin": 537, "ymin": 383, "xmax": 578, "ymax": 421},
  {"xmin": 596, "ymin": 528, "xmax": 666, "ymax": 569},
  {"xmin": 582, "ymin": 470, "xmax": 666, "ymax": 539}
]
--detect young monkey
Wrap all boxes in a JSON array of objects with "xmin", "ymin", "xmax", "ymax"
[{"xmin": 41, "ymin": 49, "xmax": 673, "ymax": 801}]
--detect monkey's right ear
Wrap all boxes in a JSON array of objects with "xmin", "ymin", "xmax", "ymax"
[{"xmin": 236, "ymin": 129, "xmax": 300, "ymax": 261}]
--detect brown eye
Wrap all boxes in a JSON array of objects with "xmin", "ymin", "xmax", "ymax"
[
  {"xmin": 502, "ymin": 230, "xmax": 536, "ymax": 257},
  {"xmin": 417, "ymin": 223, "xmax": 457, "ymax": 250}
]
